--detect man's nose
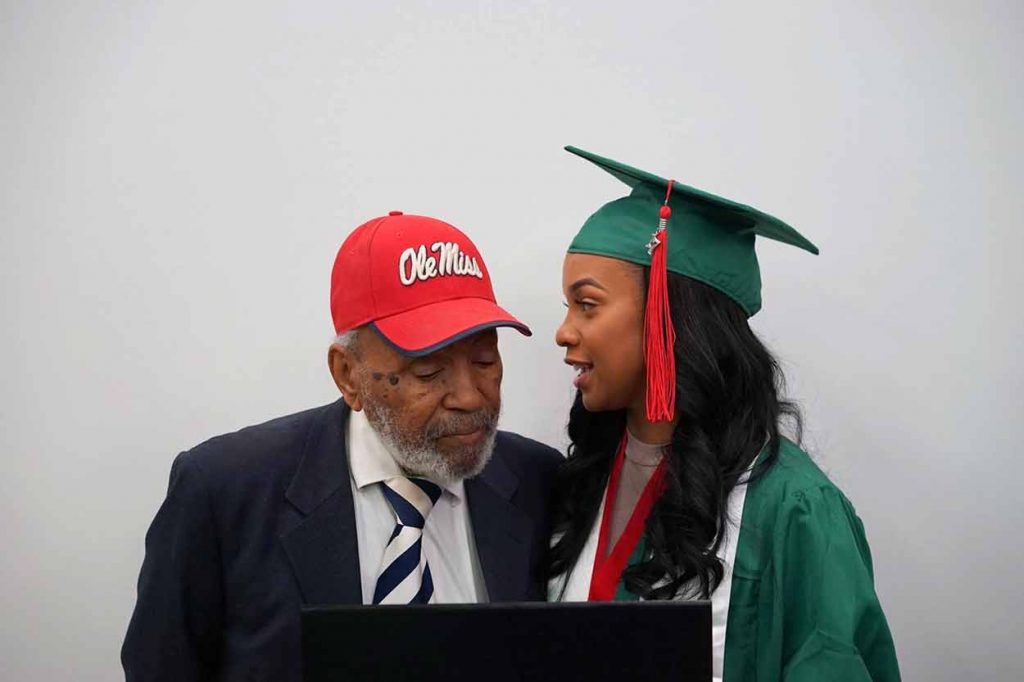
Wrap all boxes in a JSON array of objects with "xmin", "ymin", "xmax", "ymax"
[{"xmin": 441, "ymin": 362, "xmax": 486, "ymax": 412}]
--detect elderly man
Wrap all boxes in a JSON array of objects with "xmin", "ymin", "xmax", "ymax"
[{"xmin": 122, "ymin": 212, "xmax": 561, "ymax": 681}]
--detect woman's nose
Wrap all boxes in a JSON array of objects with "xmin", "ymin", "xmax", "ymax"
[{"xmin": 555, "ymin": 316, "xmax": 578, "ymax": 348}]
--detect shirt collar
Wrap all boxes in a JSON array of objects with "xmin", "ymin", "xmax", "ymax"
[{"xmin": 347, "ymin": 408, "xmax": 464, "ymax": 501}]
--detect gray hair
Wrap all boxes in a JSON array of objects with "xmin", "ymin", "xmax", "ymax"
[{"xmin": 333, "ymin": 329, "xmax": 360, "ymax": 350}]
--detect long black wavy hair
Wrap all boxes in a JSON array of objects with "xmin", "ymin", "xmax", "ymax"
[{"xmin": 548, "ymin": 270, "xmax": 803, "ymax": 600}]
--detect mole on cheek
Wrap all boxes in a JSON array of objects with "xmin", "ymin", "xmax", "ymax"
[{"xmin": 388, "ymin": 373, "xmax": 400, "ymax": 386}]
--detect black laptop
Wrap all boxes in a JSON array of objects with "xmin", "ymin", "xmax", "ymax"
[{"xmin": 302, "ymin": 600, "xmax": 711, "ymax": 681}]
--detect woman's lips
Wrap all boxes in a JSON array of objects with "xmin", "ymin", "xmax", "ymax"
[{"xmin": 568, "ymin": 362, "xmax": 593, "ymax": 389}]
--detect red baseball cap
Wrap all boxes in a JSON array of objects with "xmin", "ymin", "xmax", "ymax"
[{"xmin": 330, "ymin": 212, "xmax": 531, "ymax": 356}]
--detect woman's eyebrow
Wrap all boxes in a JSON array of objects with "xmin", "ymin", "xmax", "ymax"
[{"xmin": 568, "ymin": 277, "xmax": 607, "ymax": 293}]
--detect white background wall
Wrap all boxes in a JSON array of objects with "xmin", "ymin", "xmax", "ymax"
[{"xmin": 2, "ymin": 1, "xmax": 1021, "ymax": 679}]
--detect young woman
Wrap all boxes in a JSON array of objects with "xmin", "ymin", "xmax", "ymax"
[{"xmin": 548, "ymin": 146, "xmax": 900, "ymax": 682}]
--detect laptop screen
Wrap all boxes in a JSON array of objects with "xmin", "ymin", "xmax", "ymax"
[{"xmin": 302, "ymin": 600, "xmax": 711, "ymax": 681}]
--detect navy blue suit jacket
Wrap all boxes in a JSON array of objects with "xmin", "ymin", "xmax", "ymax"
[{"xmin": 122, "ymin": 400, "xmax": 562, "ymax": 681}]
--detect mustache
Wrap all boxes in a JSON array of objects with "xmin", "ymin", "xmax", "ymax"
[{"xmin": 426, "ymin": 409, "xmax": 499, "ymax": 439}]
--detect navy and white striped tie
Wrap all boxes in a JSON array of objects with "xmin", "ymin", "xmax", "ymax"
[{"xmin": 372, "ymin": 477, "xmax": 443, "ymax": 605}]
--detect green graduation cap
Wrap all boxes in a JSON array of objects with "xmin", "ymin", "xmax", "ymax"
[
  {"xmin": 564, "ymin": 145, "xmax": 818, "ymax": 423},
  {"xmin": 565, "ymin": 145, "xmax": 818, "ymax": 318}
]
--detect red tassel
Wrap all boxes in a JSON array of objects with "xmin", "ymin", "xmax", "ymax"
[{"xmin": 643, "ymin": 183, "xmax": 677, "ymax": 423}]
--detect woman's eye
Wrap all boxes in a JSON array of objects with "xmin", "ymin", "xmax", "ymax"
[{"xmin": 566, "ymin": 298, "xmax": 594, "ymax": 312}]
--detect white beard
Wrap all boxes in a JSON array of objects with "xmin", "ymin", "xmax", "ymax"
[{"xmin": 362, "ymin": 401, "xmax": 498, "ymax": 486}]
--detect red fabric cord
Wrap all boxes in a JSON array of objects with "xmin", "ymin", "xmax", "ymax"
[{"xmin": 589, "ymin": 436, "xmax": 668, "ymax": 601}]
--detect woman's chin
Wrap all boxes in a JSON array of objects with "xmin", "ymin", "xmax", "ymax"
[{"xmin": 580, "ymin": 391, "xmax": 622, "ymax": 414}]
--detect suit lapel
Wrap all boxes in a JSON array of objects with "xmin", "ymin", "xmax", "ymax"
[
  {"xmin": 466, "ymin": 444, "xmax": 534, "ymax": 602},
  {"xmin": 281, "ymin": 400, "xmax": 363, "ymax": 605},
  {"xmin": 281, "ymin": 408, "xmax": 537, "ymax": 604}
]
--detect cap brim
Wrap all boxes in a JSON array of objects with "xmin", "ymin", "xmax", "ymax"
[{"xmin": 370, "ymin": 297, "xmax": 532, "ymax": 357}]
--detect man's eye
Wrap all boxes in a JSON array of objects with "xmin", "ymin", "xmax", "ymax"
[
  {"xmin": 577, "ymin": 299, "xmax": 595, "ymax": 312},
  {"xmin": 413, "ymin": 369, "xmax": 442, "ymax": 381}
]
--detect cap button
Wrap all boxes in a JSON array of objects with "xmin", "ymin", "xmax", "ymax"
[{"xmin": 388, "ymin": 210, "xmax": 403, "ymax": 216}]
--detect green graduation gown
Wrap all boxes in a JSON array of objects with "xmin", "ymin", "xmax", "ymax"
[{"xmin": 551, "ymin": 438, "xmax": 901, "ymax": 682}]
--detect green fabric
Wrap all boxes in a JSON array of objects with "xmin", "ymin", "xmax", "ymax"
[
  {"xmin": 722, "ymin": 440, "xmax": 900, "ymax": 681},
  {"xmin": 613, "ymin": 440, "xmax": 900, "ymax": 681},
  {"xmin": 613, "ymin": 538, "xmax": 647, "ymax": 602},
  {"xmin": 564, "ymin": 146, "xmax": 818, "ymax": 316}
]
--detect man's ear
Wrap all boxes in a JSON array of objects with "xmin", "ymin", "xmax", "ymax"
[{"xmin": 328, "ymin": 343, "xmax": 364, "ymax": 411}]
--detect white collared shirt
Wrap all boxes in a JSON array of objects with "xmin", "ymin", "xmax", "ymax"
[{"xmin": 346, "ymin": 408, "xmax": 489, "ymax": 604}]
